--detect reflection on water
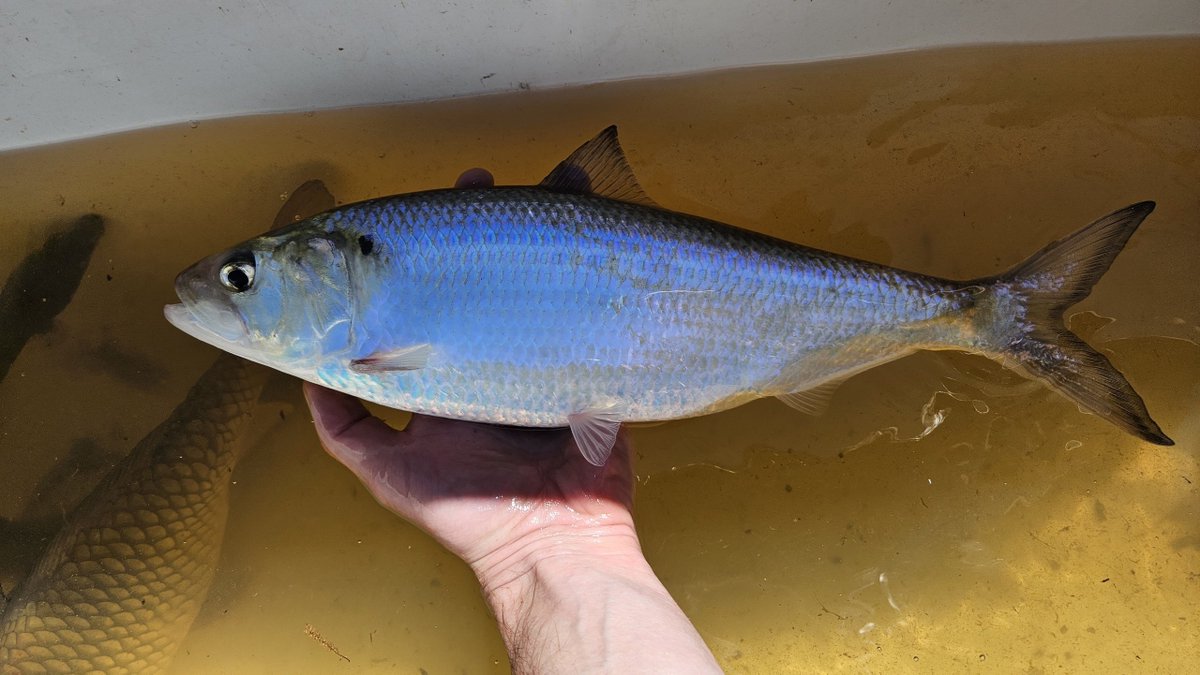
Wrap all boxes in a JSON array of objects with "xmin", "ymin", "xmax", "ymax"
[{"xmin": 0, "ymin": 38, "xmax": 1196, "ymax": 672}]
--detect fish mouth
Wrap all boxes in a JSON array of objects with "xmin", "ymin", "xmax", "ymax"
[
  {"xmin": 164, "ymin": 296, "xmax": 288, "ymax": 373},
  {"xmin": 164, "ymin": 263, "xmax": 254, "ymax": 355}
]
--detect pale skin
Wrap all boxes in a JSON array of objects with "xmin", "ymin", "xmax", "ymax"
[{"xmin": 302, "ymin": 168, "xmax": 721, "ymax": 674}]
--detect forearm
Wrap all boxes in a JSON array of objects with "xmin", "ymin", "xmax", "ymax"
[{"xmin": 475, "ymin": 528, "xmax": 721, "ymax": 674}]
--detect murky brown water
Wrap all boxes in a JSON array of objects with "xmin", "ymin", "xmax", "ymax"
[{"xmin": 1, "ymin": 38, "xmax": 1196, "ymax": 672}]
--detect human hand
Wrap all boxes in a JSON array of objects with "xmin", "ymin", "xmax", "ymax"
[{"xmin": 302, "ymin": 168, "xmax": 637, "ymax": 585}]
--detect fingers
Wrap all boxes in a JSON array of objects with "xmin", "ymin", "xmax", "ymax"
[
  {"xmin": 455, "ymin": 168, "xmax": 495, "ymax": 189},
  {"xmin": 303, "ymin": 381, "xmax": 399, "ymax": 470}
]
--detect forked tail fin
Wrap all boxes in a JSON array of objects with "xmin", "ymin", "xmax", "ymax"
[{"xmin": 974, "ymin": 201, "xmax": 1172, "ymax": 445}]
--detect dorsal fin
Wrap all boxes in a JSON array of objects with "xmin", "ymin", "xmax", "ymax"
[
  {"xmin": 271, "ymin": 179, "xmax": 335, "ymax": 232},
  {"xmin": 539, "ymin": 126, "xmax": 657, "ymax": 206}
]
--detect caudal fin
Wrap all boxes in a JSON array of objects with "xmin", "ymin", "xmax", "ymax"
[{"xmin": 977, "ymin": 202, "xmax": 1172, "ymax": 445}]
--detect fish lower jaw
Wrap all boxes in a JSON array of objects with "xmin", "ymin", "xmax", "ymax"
[
  {"xmin": 163, "ymin": 303, "xmax": 265, "ymax": 366},
  {"xmin": 163, "ymin": 302, "xmax": 186, "ymax": 322}
]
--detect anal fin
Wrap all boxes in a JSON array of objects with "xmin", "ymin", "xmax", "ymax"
[{"xmin": 777, "ymin": 379, "xmax": 845, "ymax": 416}]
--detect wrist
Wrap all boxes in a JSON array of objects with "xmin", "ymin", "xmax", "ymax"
[
  {"xmin": 471, "ymin": 520, "xmax": 720, "ymax": 673},
  {"xmin": 472, "ymin": 516, "xmax": 651, "ymax": 606}
]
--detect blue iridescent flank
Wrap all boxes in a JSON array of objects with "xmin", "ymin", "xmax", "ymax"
[{"xmin": 292, "ymin": 188, "xmax": 964, "ymax": 426}]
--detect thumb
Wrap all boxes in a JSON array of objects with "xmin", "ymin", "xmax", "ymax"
[{"xmin": 303, "ymin": 381, "xmax": 401, "ymax": 471}]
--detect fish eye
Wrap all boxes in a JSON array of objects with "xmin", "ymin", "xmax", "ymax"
[{"xmin": 218, "ymin": 256, "xmax": 255, "ymax": 292}]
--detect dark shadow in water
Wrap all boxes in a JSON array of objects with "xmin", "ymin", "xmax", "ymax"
[
  {"xmin": 0, "ymin": 516, "xmax": 59, "ymax": 603},
  {"xmin": 0, "ymin": 438, "xmax": 119, "ymax": 601},
  {"xmin": 0, "ymin": 214, "xmax": 105, "ymax": 384},
  {"xmin": 17, "ymin": 438, "xmax": 123, "ymax": 523},
  {"xmin": 80, "ymin": 339, "xmax": 171, "ymax": 389}
]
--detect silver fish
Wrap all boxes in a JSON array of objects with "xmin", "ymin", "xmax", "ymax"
[{"xmin": 165, "ymin": 127, "xmax": 1171, "ymax": 466}]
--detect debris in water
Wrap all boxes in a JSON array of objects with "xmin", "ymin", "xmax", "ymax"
[{"xmin": 304, "ymin": 623, "xmax": 350, "ymax": 662}]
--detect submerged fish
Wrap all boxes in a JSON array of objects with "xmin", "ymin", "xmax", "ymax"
[
  {"xmin": 165, "ymin": 127, "xmax": 1171, "ymax": 466},
  {"xmin": 0, "ymin": 356, "xmax": 267, "ymax": 673}
]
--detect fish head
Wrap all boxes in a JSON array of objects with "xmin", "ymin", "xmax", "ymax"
[{"xmin": 165, "ymin": 227, "xmax": 356, "ymax": 373}]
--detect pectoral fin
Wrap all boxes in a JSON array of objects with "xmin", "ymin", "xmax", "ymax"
[
  {"xmin": 350, "ymin": 344, "xmax": 432, "ymax": 373},
  {"xmin": 568, "ymin": 407, "xmax": 624, "ymax": 466}
]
